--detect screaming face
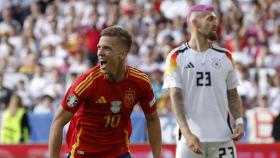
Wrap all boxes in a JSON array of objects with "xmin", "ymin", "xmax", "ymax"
[{"xmin": 97, "ymin": 36, "xmax": 126, "ymax": 81}]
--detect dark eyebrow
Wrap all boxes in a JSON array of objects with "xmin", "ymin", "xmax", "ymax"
[
  {"xmin": 206, "ymin": 14, "xmax": 216, "ymax": 19},
  {"xmin": 97, "ymin": 45, "xmax": 112, "ymax": 50}
]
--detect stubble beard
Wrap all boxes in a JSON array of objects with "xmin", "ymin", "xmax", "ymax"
[
  {"xmin": 207, "ymin": 32, "xmax": 218, "ymax": 41},
  {"xmin": 105, "ymin": 72, "xmax": 117, "ymax": 82}
]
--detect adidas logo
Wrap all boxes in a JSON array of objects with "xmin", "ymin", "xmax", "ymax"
[
  {"xmin": 185, "ymin": 62, "xmax": 195, "ymax": 69},
  {"xmin": 96, "ymin": 96, "xmax": 107, "ymax": 103}
]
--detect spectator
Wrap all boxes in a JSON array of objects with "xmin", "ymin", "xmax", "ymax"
[
  {"xmin": 19, "ymin": 53, "xmax": 38, "ymax": 77},
  {"xmin": 15, "ymin": 80, "xmax": 32, "ymax": 110},
  {"xmin": 23, "ymin": 2, "xmax": 42, "ymax": 30},
  {"xmin": 68, "ymin": 52, "xmax": 89, "ymax": 74},
  {"xmin": 65, "ymin": 72, "xmax": 78, "ymax": 90},
  {"xmin": 268, "ymin": 74, "xmax": 280, "ymax": 113},
  {"xmin": 43, "ymin": 69, "xmax": 65, "ymax": 100},
  {"xmin": 33, "ymin": 3, "xmax": 59, "ymax": 40},
  {"xmin": 0, "ymin": 94, "xmax": 30, "ymax": 144},
  {"xmin": 81, "ymin": 11, "xmax": 102, "ymax": 67},
  {"xmin": 0, "ymin": 24, "xmax": 14, "ymax": 60},
  {"xmin": 33, "ymin": 95, "xmax": 54, "ymax": 114},
  {"xmin": 269, "ymin": 24, "xmax": 280, "ymax": 56},
  {"xmin": 150, "ymin": 69, "xmax": 164, "ymax": 100},
  {"xmin": 0, "ymin": 7, "xmax": 21, "ymax": 34},
  {"xmin": 160, "ymin": 0, "xmax": 192, "ymax": 20},
  {"xmin": 126, "ymin": 42, "xmax": 141, "ymax": 68},
  {"xmin": 0, "ymin": 73, "xmax": 12, "ymax": 109},
  {"xmin": 43, "ymin": 69, "xmax": 65, "ymax": 110},
  {"xmin": 17, "ymin": 28, "xmax": 38, "ymax": 61},
  {"xmin": 235, "ymin": 62, "xmax": 257, "ymax": 108},
  {"xmin": 28, "ymin": 63, "xmax": 49, "ymax": 103},
  {"xmin": 138, "ymin": 45, "xmax": 160, "ymax": 73}
]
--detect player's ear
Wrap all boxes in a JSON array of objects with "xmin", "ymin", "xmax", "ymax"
[
  {"xmin": 192, "ymin": 19, "xmax": 198, "ymax": 27},
  {"xmin": 119, "ymin": 49, "xmax": 127, "ymax": 60}
]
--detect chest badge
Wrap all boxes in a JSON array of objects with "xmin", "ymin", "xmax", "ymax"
[
  {"xmin": 124, "ymin": 89, "xmax": 135, "ymax": 107},
  {"xmin": 110, "ymin": 101, "xmax": 122, "ymax": 113},
  {"xmin": 211, "ymin": 58, "xmax": 222, "ymax": 69}
]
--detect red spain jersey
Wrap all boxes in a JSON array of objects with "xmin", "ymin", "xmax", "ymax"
[{"xmin": 61, "ymin": 65, "xmax": 157, "ymax": 158}]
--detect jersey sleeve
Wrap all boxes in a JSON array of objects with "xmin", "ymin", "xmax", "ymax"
[
  {"xmin": 61, "ymin": 72, "xmax": 91, "ymax": 112},
  {"xmin": 162, "ymin": 49, "xmax": 182, "ymax": 89},
  {"xmin": 225, "ymin": 52, "xmax": 239, "ymax": 90},
  {"xmin": 139, "ymin": 78, "xmax": 157, "ymax": 114}
]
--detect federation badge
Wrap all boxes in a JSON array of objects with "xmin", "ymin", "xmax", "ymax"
[
  {"xmin": 211, "ymin": 58, "xmax": 222, "ymax": 69},
  {"xmin": 110, "ymin": 101, "xmax": 122, "ymax": 113},
  {"xmin": 67, "ymin": 94, "xmax": 78, "ymax": 107},
  {"xmin": 124, "ymin": 89, "xmax": 135, "ymax": 107}
]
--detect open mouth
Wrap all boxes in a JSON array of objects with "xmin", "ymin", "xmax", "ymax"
[
  {"xmin": 100, "ymin": 61, "xmax": 107, "ymax": 65},
  {"xmin": 100, "ymin": 60, "xmax": 107, "ymax": 69}
]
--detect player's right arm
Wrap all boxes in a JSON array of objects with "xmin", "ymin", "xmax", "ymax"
[
  {"xmin": 169, "ymin": 87, "xmax": 202, "ymax": 154},
  {"xmin": 163, "ymin": 47, "xmax": 202, "ymax": 154},
  {"xmin": 49, "ymin": 106, "xmax": 74, "ymax": 158},
  {"xmin": 48, "ymin": 69, "xmax": 98, "ymax": 158}
]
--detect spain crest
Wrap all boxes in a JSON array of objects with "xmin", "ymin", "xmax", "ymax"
[{"xmin": 124, "ymin": 89, "xmax": 135, "ymax": 107}]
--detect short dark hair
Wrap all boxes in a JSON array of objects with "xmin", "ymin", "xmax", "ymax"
[{"xmin": 101, "ymin": 26, "xmax": 132, "ymax": 51}]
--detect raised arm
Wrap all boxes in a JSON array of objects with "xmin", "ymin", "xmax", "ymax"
[
  {"xmin": 169, "ymin": 87, "xmax": 202, "ymax": 154},
  {"xmin": 145, "ymin": 111, "xmax": 162, "ymax": 158},
  {"xmin": 49, "ymin": 106, "xmax": 74, "ymax": 158},
  {"xmin": 227, "ymin": 88, "xmax": 244, "ymax": 141}
]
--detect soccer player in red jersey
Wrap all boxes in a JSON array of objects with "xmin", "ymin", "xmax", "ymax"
[{"xmin": 49, "ymin": 26, "xmax": 162, "ymax": 158}]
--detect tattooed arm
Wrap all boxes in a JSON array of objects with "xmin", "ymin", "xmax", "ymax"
[
  {"xmin": 227, "ymin": 88, "xmax": 243, "ymax": 119},
  {"xmin": 169, "ymin": 87, "xmax": 202, "ymax": 154},
  {"xmin": 227, "ymin": 88, "xmax": 244, "ymax": 141}
]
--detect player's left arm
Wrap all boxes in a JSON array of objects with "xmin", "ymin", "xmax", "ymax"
[
  {"xmin": 227, "ymin": 88, "xmax": 244, "ymax": 141},
  {"xmin": 145, "ymin": 111, "xmax": 162, "ymax": 158},
  {"xmin": 139, "ymin": 73, "xmax": 162, "ymax": 158},
  {"xmin": 225, "ymin": 51, "xmax": 245, "ymax": 141}
]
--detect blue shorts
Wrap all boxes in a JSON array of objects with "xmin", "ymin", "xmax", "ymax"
[
  {"xmin": 117, "ymin": 153, "xmax": 132, "ymax": 158},
  {"xmin": 66, "ymin": 152, "xmax": 132, "ymax": 158}
]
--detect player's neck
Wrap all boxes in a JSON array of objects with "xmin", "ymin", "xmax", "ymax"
[
  {"xmin": 188, "ymin": 34, "xmax": 210, "ymax": 52},
  {"xmin": 107, "ymin": 64, "xmax": 127, "ymax": 83}
]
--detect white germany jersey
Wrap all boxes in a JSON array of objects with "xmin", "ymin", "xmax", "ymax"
[{"xmin": 163, "ymin": 43, "xmax": 239, "ymax": 142}]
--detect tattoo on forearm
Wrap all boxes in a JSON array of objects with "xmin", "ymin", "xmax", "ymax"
[
  {"xmin": 169, "ymin": 88, "xmax": 189, "ymax": 132},
  {"xmin": 227, "ymin": 88, "xmax": 243, "ymax": 119}
]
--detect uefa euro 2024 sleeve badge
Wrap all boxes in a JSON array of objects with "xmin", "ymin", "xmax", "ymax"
[
  {"xmin": 110, "ymin": 101, "xmax": 121, "ymax": 113},
  {"xmin": 211, "ymin": 58, "xmax": 222, "ymax": 69},
  {"xmin": 67, "ymin": 94, "xmax": 78, "ymax": 107}
]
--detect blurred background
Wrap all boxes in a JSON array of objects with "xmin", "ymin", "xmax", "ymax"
[{"xmin": 0, "ymin": 0, "xmax": 279, "ymax": 157}]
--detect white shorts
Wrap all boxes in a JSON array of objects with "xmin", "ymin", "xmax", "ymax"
[{"xmin": 176, "ymin": 140, "xmax": 237, "ymax": 158}]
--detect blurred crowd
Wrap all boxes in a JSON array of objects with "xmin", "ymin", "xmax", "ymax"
[{"xmin": 0, "ymin": 0, "xmax": 279, "ymax": 144}]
